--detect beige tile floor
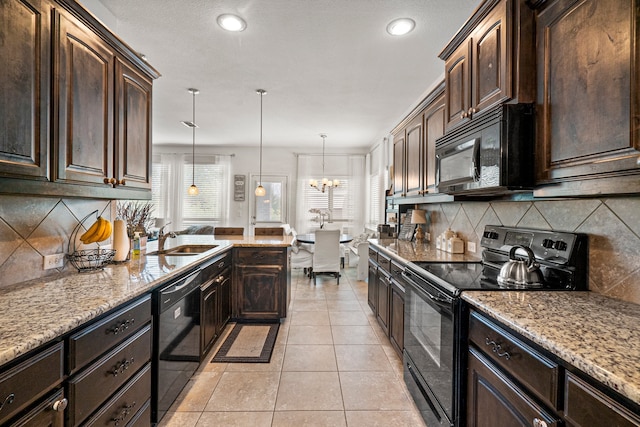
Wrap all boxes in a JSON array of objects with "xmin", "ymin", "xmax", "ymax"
[{"xmin": 159, "ymin": 267, "xmax": 427, "ymax": 427}]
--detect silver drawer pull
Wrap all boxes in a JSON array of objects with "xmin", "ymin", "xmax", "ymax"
[
  {"xmin": 110, "ymin": 357, "xmax": 135, "ymax": 376},
  {"xmin": 485, "ymin": 337, "xmax": 511, "ymax": 360},
  {"xmin": 533, "ymin": 417, "xmax": 548, "ymax": 427},
  {"xmin": 112, "ymin": 401, "xmax": 136, "ymax": 426},
  {"xmin": 0, "ymin": 393, "xmax": 15, "ymax": 412},
  {"xmin": 52, "ymin": 398, "xmax": 68, "ymax": 412}
]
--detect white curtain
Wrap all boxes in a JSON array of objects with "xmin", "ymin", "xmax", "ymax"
[
  {"xmin": 296, "ymin": 154, "xmax": 366, "ymax": 235},
  {"xmin": 154, "ymin": 153, "xmax": 186, "ymax": 231}
]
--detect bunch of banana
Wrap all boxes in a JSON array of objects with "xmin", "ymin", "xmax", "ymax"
[{"xmin": 80, "ymin": 216, "xmax": 113, "ymax": 244}]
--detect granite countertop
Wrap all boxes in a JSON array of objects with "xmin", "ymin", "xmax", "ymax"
[
  {"xmin": 369, "ymin": 238, "xmax": 481, "ymax": 263},
  {"xmin": 462, "ymin": 291, "xmax": 640, "ymax": 406},
  {"xmin": 0, "ymin": 235, "xmax": 292, "ymax": 367}
]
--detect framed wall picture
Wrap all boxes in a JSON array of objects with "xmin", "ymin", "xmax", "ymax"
[{"xmin": 234, "ymin": 175, "xmax": 246, "ymax": 201}]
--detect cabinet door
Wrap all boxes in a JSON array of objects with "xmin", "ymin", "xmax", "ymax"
[
  {"xmin": 405, "ymin": 115, "xmax": 424, "ymax": 196},
  {"xmin": 389, "ymin": 282, "xmax": 404, "ymax": 357},
  {"xmin": 11, "ymin": 388, "xmax": 65, "ymax": 427},
  {"xmin": 234, "ymin": 264, "xmax": 283, "ymax": 320},
  {"xmin": 201, "ymin": 284, "xmax": 218, "ymax": 359},
  {"xmin": 466, "ymin": 347, "xmax": 560, "ymax": 427},
  {"xmin": 115, "ymin": 58, "xmax": 152, "ymax": 190},
  {"xmin": 217, "ymin": 267, "xmax": 232, "ymax": 333},
  {"xmin": 376, "ymin": 272, "xmax": 390, "ymax": 335},
  {"xmin": 0, "ymin": 0, "xmax": 50, "ymax": 180},
  {"xmin": 535, "ymin": 0, "xmax": 640, "ymax": 193},
  {"xmin": 367, "ymin": 261, "xmax": 377, "ymax": 312},
  {"xmin": 444, "ymin": 40, "xmax": 471, "ymax": 129},
  {"xmin": 54, "ymin": 10, "xmax": 114, "ymax": 186},
  {"xmin": 392, "ymin": 133, "xmax": 406, "ymax": 196},
  {"xmin": 470, "ymin": 0, "xmax": 509, "ymax": 114},
  {"xmin": 424, "ymin": 91, "xmax": 445, "ymax": 192}
]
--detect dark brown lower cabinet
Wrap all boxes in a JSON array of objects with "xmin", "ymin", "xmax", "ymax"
[
  {"xmin": 564, "ymin": 372, "xmax": 640, "ymax": 427},
  {"xmin": 234, "ymin": 247, "xmax": 289, "ymax": 320},
  {"xmin": 466, "ymin": 347, "xmax": 560, "ymax": 427},
  {"xmin": 367, "ymin": 260, "xmax": 377, "ymax": 311},
  {"xmin": 375, "ymin": 271, "xmax": 390, "ymax": 335},
  {"xmin": 389, "ymin": 281, "xmax": 405, "ymax": 357},
  {"xmin": 201, "ymin": 266, "xmax": 231, "ymax": 359},
  {"xmin": 10, "ymin": 388, "xmax": 65, "ymax": 427}
]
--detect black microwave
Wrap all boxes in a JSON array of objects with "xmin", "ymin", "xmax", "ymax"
[{"xmin": 435, "ymin": 104, "xmax": 535, "ymax": 195}]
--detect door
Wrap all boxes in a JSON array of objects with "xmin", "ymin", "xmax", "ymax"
[
  {"xmin": 405, "ymin": 114, "xmax": 424, "ymax": 197},
  {"xmin": 250, "ymin": 174, "xmax": 288, "ymax": 230},
  {"xmin": 392, "ymin": 133, "xmax": 406, "ymax": 196},
  {"xmin": 444, "ymin": 40, "xmax": 470, "ymax": 130}
]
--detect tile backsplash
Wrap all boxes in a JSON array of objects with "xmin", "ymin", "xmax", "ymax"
[
  {"xmin": 0, "ymin": 195, "xmax": 113, "ymax": 287},
  {"xmin": 1, "ymin": 194, "xmax": 640, "ymax": 305},
  {"xmin": 420, "ymin": 197, "xmax": 640, "ymax": 305}
]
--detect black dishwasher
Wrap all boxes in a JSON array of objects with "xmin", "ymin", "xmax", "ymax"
[{"xmin": 152, "ymin": 267, "xmax": 202, "ymax": 424}]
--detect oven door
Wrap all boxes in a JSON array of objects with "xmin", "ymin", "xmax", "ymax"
[
  {"xmin": 436, "ymin": 137, "xmax": 480, "ymax": 189},
  {"xmin": 403, "ymin": 270, "xmax": 455, "ymax": 426}
]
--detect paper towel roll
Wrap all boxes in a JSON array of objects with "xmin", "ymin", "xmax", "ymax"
[{"xmin": 113, "ymin": 220, "xmax": 130, "ymax": 262}]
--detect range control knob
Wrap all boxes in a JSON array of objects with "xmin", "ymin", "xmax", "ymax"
[
  {"xmin": 483, "ymin": 231, "xmax": 499, "ymax": 240},
  {"xmin": 542, "ymin": 239, "xmax": 555, "ymax": 249},
  {"xmin": 553, "ymin": 240, "xmax": 568, "ymax": 251}
]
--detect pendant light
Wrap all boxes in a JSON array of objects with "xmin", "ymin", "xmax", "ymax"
[
  {"xmin": 182, "ymin": 88, "xmax": 200, "ymax": 195},
  {"xmin": 255, "ymin": 89, "xmax": 267, "ymax": 197},
  {"xmin": 310, "ymin": 133, "xmax": 339, "ymax": 193}
]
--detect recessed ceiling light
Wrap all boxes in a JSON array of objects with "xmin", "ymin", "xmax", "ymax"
[
  {"xmin": 386, "ymin": 18, "xmax": 415, "ymax": 36},
  {"xmin": 217, "ymin": 14, "xmax": 247, "ymax": 32}
]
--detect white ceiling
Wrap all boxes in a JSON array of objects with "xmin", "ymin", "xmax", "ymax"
[{"xmin": 94, "ymin": 0, "xmax": 480, "ymax": 150}]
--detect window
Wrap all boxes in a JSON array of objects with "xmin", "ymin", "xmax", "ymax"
[{"xmin": 152, "ymin": 153, "xmax": 231, "ymax": 230}]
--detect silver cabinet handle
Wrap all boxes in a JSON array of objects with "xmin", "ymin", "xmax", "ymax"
[
  {"xmin": 533, "ymin": 417, "xmax": 548, "ymax": 427},
  {"xmin": 485, "ymin": 337, "xmax": 511, "ymax": 360},
  {"xmin": 52, "ymin": 398, "xmax": 68, "ymax": 412}
]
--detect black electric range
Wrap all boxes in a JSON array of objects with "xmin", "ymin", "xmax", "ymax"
[
  {"xmin": 402, "ymin": 225, "xmax": 588, "ymax": 427},
  {"xmin": 406, "ymin": 225, "xmax": 589, "ymax": 297}
]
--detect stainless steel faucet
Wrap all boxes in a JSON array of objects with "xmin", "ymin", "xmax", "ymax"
[{"xmin": 158, "ymin": 222, "xmax": 176, "ymax": 251}]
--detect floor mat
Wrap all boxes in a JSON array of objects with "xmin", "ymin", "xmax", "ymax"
[{"xmin": 211, "ymin": 323, "xmax": 279, "ymax": 363}]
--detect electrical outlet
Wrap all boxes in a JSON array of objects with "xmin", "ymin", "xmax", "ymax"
[
  {"xmin": 467, "ymin": 242, "xmax": 477, "ymax": 253},
  {"xmin": 43, "ymin": 253, "xmax": 65, "ymax": 270}
]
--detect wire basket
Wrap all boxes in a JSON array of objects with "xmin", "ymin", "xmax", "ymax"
[
  {"xmin": 67, "ymin": 210, "xmax": 114, "ymax": 272},
  {"xmin": 67, "ymin": 249, "xmax": 116, "ymax": 272}
]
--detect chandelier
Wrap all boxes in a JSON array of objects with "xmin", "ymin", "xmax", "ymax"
[{"xmin": 309, "ymin": 133, "xmax": 339, "ymax": 193}]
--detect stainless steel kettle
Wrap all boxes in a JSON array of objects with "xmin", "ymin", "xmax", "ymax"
[{"xmin": 497, "ymin": 245, "xmax": 544, "ymax": 288}]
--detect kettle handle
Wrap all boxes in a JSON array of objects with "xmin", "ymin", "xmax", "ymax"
[{"xmin": 508, "ymin": 245, "xmax": 536, "ymax": 268}]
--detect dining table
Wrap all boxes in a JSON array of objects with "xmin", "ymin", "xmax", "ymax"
[{"xmin": 295, "ymin": 233, "xmax": 353, "ymax": 244}]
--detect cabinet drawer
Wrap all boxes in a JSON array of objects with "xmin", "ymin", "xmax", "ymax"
[
  {"xmin": 0, "ymin": 342, "xmax": 63, "ymax": 426},
  {"xmin": 564, "ymin": 372, "xmax": 640, "ymax": 427},
  {"xmin": 235, "ymin": 248, "xmax": 284, "ymax": 264},
  {"xmin": 126, "ymin": 399, "xmax": 151, "ymax": 427},
  {"xmin": 83, "ymin": 363, "xmax": 151, "ymax": 427},
  {"xmin": 201, "ymin": 251, "xmax": 231, "ymax": 279},
  {"xmin": 368, "ymin": 248, "xmax": 378, "ymax": 262},
  {"xmin": 468, "ymin": 311, "xmax": 560, "ymax": 409},
  {"xmin": 378, "ymin": 254, "xmax": 391, "ymax": 274},
  {"xmin": 9, "ymin": 388, "xmax": 65, "ymax": 427},
  {"xmin": 68, "ymin": 295, "xmax": 151, "ymax": 373},
  {"xmin": 68, "ymin": 325, "xmax": 151, "ymax": 426},
  {"xmin": 390, "ymin": 260, "xmax": 404, "ymax": 278}
]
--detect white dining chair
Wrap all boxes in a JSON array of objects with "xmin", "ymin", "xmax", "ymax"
[
  {"xmin": 289, "ymin": 229, "xmax": 313, "ymax": 278},
  {"xmin": 312, "ymin": 229, "xmax": 341, "ymax": 285}
]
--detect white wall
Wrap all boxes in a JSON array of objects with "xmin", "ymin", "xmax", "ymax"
[{"xmin": 153, "ymin": 144, "xmax": 367, "ymax": 232}]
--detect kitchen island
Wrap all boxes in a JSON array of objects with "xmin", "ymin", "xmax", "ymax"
[{"xmin": 0, "ymin": 234, "xmax": 292, "ymax": 367}]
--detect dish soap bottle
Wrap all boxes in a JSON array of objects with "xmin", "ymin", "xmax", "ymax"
[{"xmin": 133, "ymin": 232, "xmax": 141, "ymax": 255}]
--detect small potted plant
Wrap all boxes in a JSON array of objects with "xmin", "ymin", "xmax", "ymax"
[{"xmin": 116, "ymin": 201, "xmax": 155, "ymax": 250}]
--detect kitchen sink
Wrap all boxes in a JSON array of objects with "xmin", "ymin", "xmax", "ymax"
[{"xmin": 147, "ymin": 244, "xmax": 218, "ymax": 256}]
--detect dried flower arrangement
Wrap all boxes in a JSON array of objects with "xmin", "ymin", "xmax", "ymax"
[{"xmin": 116, "ymin": 201, "xmax": 155, "ymax": 238}]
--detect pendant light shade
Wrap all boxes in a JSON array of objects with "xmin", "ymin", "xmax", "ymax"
[
  {"xmin": 182, "ymin": 88, "xmax": 200, "ymax": 195},
  {"xmin": 255, "ymin": 89, "xmax": 267, "ymax": 197}
]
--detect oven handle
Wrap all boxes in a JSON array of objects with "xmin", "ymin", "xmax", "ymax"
[{"xmin": 402, "ymin": 271, "xmax": 453, "ymax": 307}]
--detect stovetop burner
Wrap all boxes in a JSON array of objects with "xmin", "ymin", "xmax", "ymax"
[{"xmin": 407, "ymin": 225, "xmax": 589, "ymax": 295}]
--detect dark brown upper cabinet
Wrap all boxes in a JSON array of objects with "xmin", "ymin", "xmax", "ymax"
[
  {"xmin": 54, "ymin": 9, "xmax": 115, "ymax": 187},
  {"xmin": 392, "ymin": 131, "xmax": 406, "ymax": 197},
  {"xmin": 439, "ymin": 0, "xmax": 535, "ymax": 131},
  {"xmin": 0, "ymin": 0, "xmax": 51, "ymax": 181},
  {"xmin": 532, "ymin": 0, "xmax": 640, "ymax": 197},
  {"xmin": 391, "ymin": 82, "xmax": 446, "ymax": 199},
  {"xmin": 0, "ymin": 0, "xmax": 159, "ymax": 199}
]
